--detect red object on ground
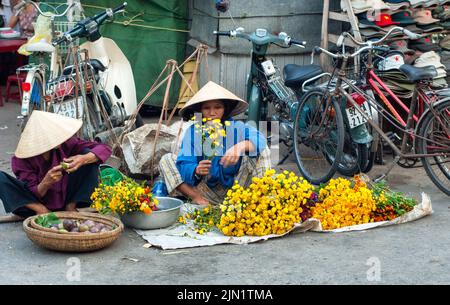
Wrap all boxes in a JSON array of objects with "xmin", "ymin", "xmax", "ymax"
[{"xmin": 5, "ymin": 73, "xmax": 27, "ymax": 103}]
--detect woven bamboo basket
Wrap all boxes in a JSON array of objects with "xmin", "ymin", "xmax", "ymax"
[{"xmin": 23, "ymin": 212, "xmax": 124, "ymax": 252}]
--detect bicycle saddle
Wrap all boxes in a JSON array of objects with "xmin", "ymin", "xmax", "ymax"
[
  {"xmin": 62, "ymin": 59, "xmax": 107, "ymax": 76},
  {"xmin": 25, "ymin": 39, "xmax": 55, "ymax": 53},
  {"xmin": 283, "ymin": 64, "xmax": 323, "ymax": 89},
  {"xmin": 399, "ymin": 64, "xmax": 437, "ymax": 82}
]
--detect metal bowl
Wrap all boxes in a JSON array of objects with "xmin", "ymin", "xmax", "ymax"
[{"xmin": 120, "ymin": 197, "xmax": 183, "ymax": 230}]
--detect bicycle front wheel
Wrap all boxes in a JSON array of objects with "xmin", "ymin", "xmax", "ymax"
[
  {"xmin": 416, "ymin": 99, "xmax": 450, "ymax": 195},
  {"xmin": 293, "ymin": 88, "xmax": 345, "ymax": 184}
]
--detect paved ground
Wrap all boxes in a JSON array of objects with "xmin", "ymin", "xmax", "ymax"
[{"xmin": 1, "ymin": 101, "xmax": 450, "ymax": 285}]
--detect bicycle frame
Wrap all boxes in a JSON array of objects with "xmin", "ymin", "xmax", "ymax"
[{"xmin": 334, "ymin": 56, "xmax": 450, "ymax": 159}]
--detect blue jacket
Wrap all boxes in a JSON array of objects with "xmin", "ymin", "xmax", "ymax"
[{"xmin": 176, "ymin": 120, "xmax": 267, "ymax": 189}]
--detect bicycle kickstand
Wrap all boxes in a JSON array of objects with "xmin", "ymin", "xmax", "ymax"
[{"xmin": 373, "ymin": 155, "xmax": 400, "ymax": 183}]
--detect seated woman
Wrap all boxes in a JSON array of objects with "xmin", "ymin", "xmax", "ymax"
[
  {"xmin": 0, "ymin": 111, "xmax": 112, "ymax": 218},
  {"xmin": 8, "ymin": 0, "xmax": 37, "ymax": 38},
  {"xmin": 159, "ymin": 81, "xmax": 271, "ymax": 205}
]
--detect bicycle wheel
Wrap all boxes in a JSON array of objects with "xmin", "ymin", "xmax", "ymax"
[
  {"xmin": 416, "ymin": 99, "xmax": 450, "ymax": 195},
  {"xmin": 20, "ymin": 73, "xmax": 46, "ymax": 132},
  {"xmin": 293, "ymin": 88, "xmax": 345, "ymax": 184}
]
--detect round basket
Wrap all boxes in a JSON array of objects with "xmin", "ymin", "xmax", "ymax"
[{"xmin": 23, "ymin": 212, "xmax": 124, "ymax": 252}]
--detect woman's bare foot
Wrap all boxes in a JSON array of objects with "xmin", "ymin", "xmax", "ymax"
[
  {"xmin": 65, "ymin": 202, "xmax": 77, "ymax": 212},
  {"xmin": 192, "ymin": 196, "xmax": 209, "ymax": 206}
]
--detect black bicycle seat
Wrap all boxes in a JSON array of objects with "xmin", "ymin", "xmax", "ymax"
[
  {"xmin": 283, "ymin": 64, "xmax": 323, "ymax": 89},
  {"xmin": 399, "ymin": 64, "xmax": 437, "ymax": 82}
]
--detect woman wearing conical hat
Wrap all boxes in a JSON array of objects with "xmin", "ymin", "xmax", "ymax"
[
  {"xmin": 159, "ymin": 81, "xmax": 271, "ymax": 205},
  {"xmin": 0, "ymin": 111, "xmax": 112, "ymax": 217}
]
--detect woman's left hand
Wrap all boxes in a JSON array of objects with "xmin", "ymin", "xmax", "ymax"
[
  {"xmin": 63, "ymin": 153, "xmax": 97, "ymax": 173},
  {"xmin": 220, "ymin": 143, "xmax": 244, "ymax": 168},
  {"xmin": 63, "ymin": 155, "xmax": 87, "ymax": 173}
]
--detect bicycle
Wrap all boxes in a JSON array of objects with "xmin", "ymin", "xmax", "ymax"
[
  {"xmin": 307, "ymin": 27, "xmax": 450, "ymax": 195},
  {"xmin": 15, "ymin": 0, "xmax": 81, "ymax": 130}
]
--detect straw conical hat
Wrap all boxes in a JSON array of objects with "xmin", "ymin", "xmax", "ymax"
[
  {"xmin": 179, "ymin": 81, "xmax": 248, "ymax": 119},
  {"xmin": 15, "ymin": 111, "xmax": 83, "ymax": 159}
]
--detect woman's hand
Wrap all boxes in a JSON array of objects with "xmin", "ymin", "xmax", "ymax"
[
  {"xmin": 63, "ymin": 153, "xmax": 98, "ymax": 173},
  {"xmin": 41, "ymin": 165, "xmax": 64, "ymax": 186},
  {"xmin": 220, "ymin": 143, "xmax": 244, "ymax": 168},
  {"xmin": 195, "ymin": 160, "xmax": 212, "ymax": 176},
  {"xmin": 38, "ymin": 165, "xmax": 64, "ymax": 197}
]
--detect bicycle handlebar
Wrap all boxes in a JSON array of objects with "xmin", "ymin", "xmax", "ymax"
[
  {"xmin": 213, "ymin": 29, "xmax": 306, "ymax": 47},
  {"xmin": 315, "ymin": 26, "xmax": 421, "ymax": 60},
  {"xmin": 17, "ymin": 0, "xmax": 75, "ymax": 18},
  {"xmin": 53, "ymin": 2, "xmax": 127, "ymax": 46},
  {"xmin": 342, "ymin": 26, "xmax": 422, "ymax": 47}
]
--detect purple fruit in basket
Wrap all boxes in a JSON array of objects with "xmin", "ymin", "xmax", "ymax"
[
  {"xmin": 79, "ymin": 224, "xmax": 89, "ymax": 232},
  {"xmin": 84, "ymin": 220, "xmax": 96, "ymax": 228},
  {"xmin": 63, "ymin": 219, "xmax": 75, "ymax": 231},
  {"xmin": 70, "ymin": 227, "xmax": 80, "ymax": 233},
  {"xmin": 89, "ymin": 227, "xmax": 100, "ymax": 233}
]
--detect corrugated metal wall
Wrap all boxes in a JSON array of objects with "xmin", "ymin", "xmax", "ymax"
[
  {"xmin": 189, "ymin": 0, "xmax": 341, "ymax": 99},
  {"xmin": 201, "ymin": 53, "xmax": 315, "ymax": 100}
]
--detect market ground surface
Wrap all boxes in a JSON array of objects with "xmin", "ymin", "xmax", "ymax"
[{"xmin": 1, "ymin": 101, "xmax": 450, "ymax": 285}]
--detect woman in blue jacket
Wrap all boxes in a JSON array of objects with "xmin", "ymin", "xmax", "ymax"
[{"xmin": 159, "ymin": 81, "xmax": 271, "ymax": 205}]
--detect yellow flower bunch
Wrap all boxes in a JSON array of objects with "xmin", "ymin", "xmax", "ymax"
[
  {"xmin": 191, "ymin": 117, "xmax": 231, "ymax": 160},
  {"xmin": 217, "ymin": 169, "xmax": 315, "ymax": 236},
  {"xmin": 91, "ymin": 178, "xmax": 158, "ymax": 215},
  {"xmin": 311, "ymin": 177, "xmax": 377, "ymax": 230},
  {"xmin": 178, "ymin": 205, "xmax": 222, "ymax": 235}
]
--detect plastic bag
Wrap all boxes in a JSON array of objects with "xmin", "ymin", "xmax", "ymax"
[{"xmin": 18, "ymin": 13, "xmax": 52, "ymax": 56}]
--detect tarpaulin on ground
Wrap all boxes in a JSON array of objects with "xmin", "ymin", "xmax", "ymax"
[
  {"xmin": 135, "ymin": 193, "xmax": 432, "ymax": 250},
  {"xmin": 80, "ymin": 0, "xmax": 189, "ymax": 107}
]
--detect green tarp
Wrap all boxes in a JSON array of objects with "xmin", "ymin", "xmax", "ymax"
[
  {"xmin": 74, "ymin": 0, "xmax": 188, "ymax": 107},
  {"xmin": 81, "ymin": 0, "xmax": 189, "ymax": 107}
]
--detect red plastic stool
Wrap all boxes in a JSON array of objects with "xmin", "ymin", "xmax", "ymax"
[{"xmin": 5, "ymin": 73, "xmax": 27, "ymax": 104}]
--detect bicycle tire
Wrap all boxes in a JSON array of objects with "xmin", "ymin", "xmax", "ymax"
[
  {"xmin": 293, "ymin": 88, "xmax": 345, "ymax": 184},
  {"xmin": 416, "ymin": 99, "xmax": 450, "ymax": 195}
]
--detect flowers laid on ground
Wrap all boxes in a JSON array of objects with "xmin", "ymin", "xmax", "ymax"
[
  {"xmin": 91, "ymin": 177, "xmax": 158, "ymax": 215},
  {"xmin": 311, "ymin": 177, "xmax": 377, "ymax": 230},
  {"xmin": 178, "ymin": 205, "xmax": 222, "ymax": 235},
  {"xmin": 371, "ymin": 180, "xmax": 416, "ymax": 222},
  {"xmin": 177, "ymin": 171, "xmax": 418, "ymax": 236},
  {"xmin": 191, "ymin": 116, "xmax": 230, "ymax": 160},
  {"xmin": 179, "ymin": 169, "xmax": 316, "ymax": 236}
]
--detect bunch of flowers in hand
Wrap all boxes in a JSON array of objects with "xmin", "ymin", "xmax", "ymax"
[
  {"xmin": 191, "ymin": 117, "xmax": 230, "ymax": 160},
  {"xmin": 91, "ymin": 177, "xmax": 158, "ymax": 215}
]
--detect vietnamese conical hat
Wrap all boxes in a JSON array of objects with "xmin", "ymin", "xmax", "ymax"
[
  {"xmin": 15, "ymin": 111, "xmax": 83, "ymax": 159},
  {"xmin": 179, "ymin": 81, "xmax": 248, "ymax": 120}
]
